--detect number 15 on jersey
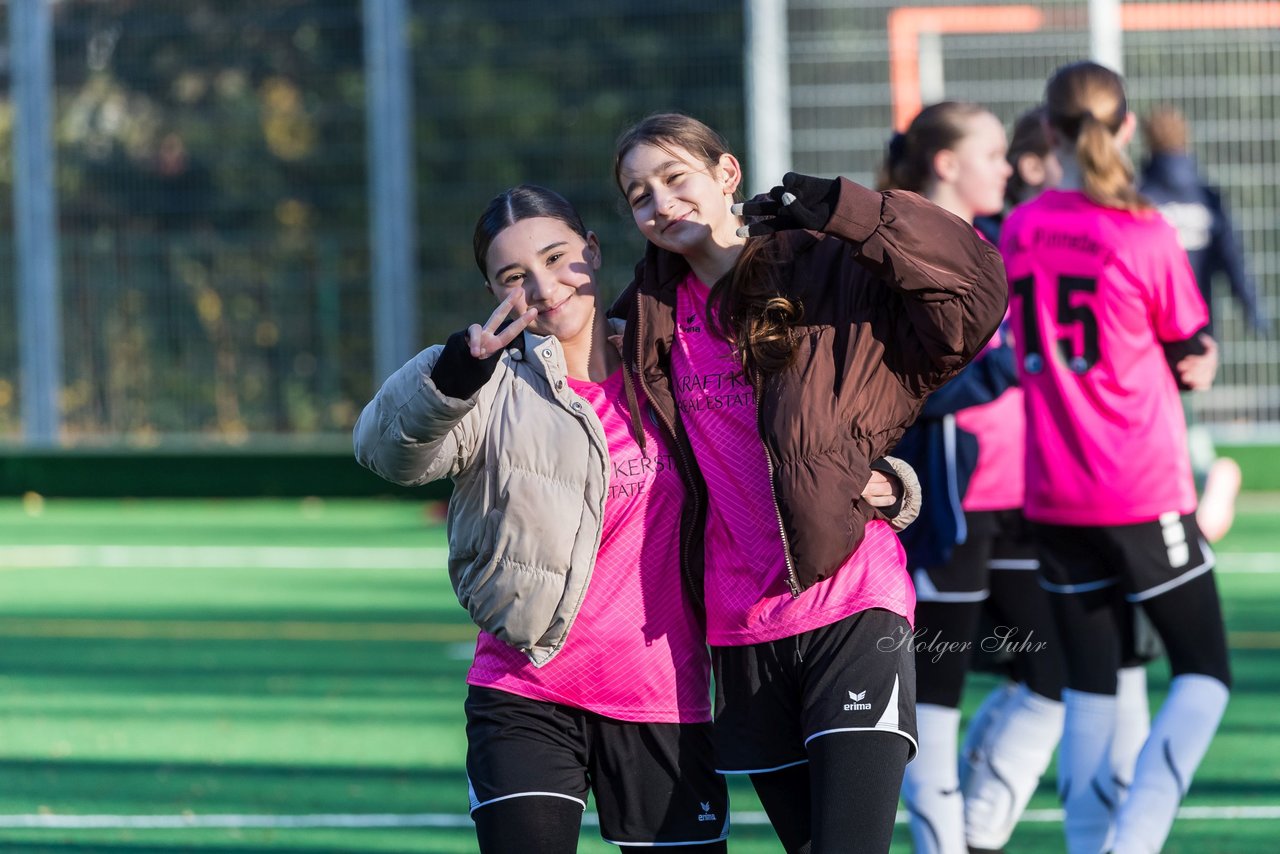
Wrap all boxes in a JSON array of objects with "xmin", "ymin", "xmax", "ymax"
[{"xmin": 1011, "ymin": 274, "xmax": 1100, "ymax": 375}]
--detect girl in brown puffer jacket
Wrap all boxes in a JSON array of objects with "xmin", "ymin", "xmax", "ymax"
[{"xmin": 611, "ymin": 112, "xmax": 1007, "ymax": 854}]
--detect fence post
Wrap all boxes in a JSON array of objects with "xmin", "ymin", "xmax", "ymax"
[
  {"xmin": 744, "ymin": 0, "xmax": 792, "ymax": 196},
  {"xmin": 363, "ymin": 0, "xmax": 419, "ymax": 385},
  {"xmin": 1089, "ymin": 0, "xmax": 1124, "ymax": 72},
  {"xmin": 10, "ymin": 0, "xmax": 63, "ymax": 446}
]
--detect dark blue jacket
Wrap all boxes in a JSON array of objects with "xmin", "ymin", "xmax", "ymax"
[
  {"xmin": 891, "ymin": 345, "xmax": 1018, "ymax": 570},
  {"xmin": 1140, "ymin": 153, "xmax": 1267, "ymax": 334}
]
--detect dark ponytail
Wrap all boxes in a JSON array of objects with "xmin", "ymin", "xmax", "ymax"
[{"xmin": 879, "ymin": 101, "xmax": 990, "ymax": 192}]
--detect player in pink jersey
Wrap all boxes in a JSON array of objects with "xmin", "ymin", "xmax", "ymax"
[
  {"xmin": 1001, "ymin": 62, "xmax": 1230, "ymax": 854},
  {"xmin": 355, "ymin": 186, "xmax": 728, "ymax": 853},
  {"xmin": 611, "ymin": 113, "xmax": 1007, "ymax": 854},
  {"xmin": 883, "ymin": 101, "xmax": 1065, "ymax": 854},
  {"xmin": 975, "ymin": 106, "xmax": 1162, "ymax": 819}
]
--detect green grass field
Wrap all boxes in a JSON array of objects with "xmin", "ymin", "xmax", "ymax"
[{"xmin": 0, "ymin": 494, "xmax": 1275, "ymax": 853}]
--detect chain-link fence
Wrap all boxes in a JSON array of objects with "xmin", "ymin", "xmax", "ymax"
[{"xmin": 0, "ymin": 0, "xmax": 1275, "ymax": 445}]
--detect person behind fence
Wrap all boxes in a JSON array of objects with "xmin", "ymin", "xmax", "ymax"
[
  {"xmin": 611, "ymin": 112, "xmax": 1006, "ymax": 854},
  {"xmin": 1000, "ymin": 61, "xmax": 1232, "ymax": 854},
  {"xmin": 880, "ymin": 100, "xmax": 1066, "ymax": 854},
  {"xmin": 1140, "ymin": 104, "xmax": 1255, "ymax": 545},
  {"xmin": 1139, "ymin": 104, "xmax": 1268, "ymax": 338}
]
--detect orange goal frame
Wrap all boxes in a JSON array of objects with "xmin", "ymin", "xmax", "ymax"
[{"xmin": 888, "ymin": 2, "xmax": 1280, "ymax": 130}]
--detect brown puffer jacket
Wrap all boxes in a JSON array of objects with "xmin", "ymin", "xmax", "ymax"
[{"xmin": 612, "ymin": 179, "xmax": 1007, "ymax": 594}]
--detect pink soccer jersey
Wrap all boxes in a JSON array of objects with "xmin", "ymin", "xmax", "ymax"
[
  {"xmin": 956, "ymin": 386, "xmax": 1025, "ymax": 512},
  {"xmin": 671, "ymin": 274, "xmax": 913, "ymax": 647},
  {"xmin": 956, "ymin": 231, "xmax": 1025, "ymax": 512},
  {"xmin": 467, "ymin": 368, "xmax": 711, "ymax": 724},
  {"xmin": 1000, "ymin": 190, "xmax": 1208, "ymax": 525}
]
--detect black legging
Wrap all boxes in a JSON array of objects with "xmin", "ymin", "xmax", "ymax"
[
  {"xmin": 917, "ymin": 551, "xmax": 1064, "ymax": 707},
  {"xmin": 748, "ymin": 730, "xmax": 910, "ymax": 854},
  {"xmin": 473, "ymin": 796, "xmax": 728, "ymax": 854},
  {"xmin": 914, "ymin": 598, "xmax": 983, "ymax": 707},
  {"xmin": 985, "ymin": 567, "xmax": 1064, "ymax": 701}
]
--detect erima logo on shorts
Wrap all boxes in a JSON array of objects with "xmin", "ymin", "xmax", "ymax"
[
  {"xmin": 845, "ymin": 690, "xmax": 872, "ymax": 711},
  {"xmin": 698, "ymin": 801, "xmax": 717, "ymax": 822}
]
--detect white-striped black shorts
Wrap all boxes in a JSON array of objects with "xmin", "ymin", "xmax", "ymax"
[
  {"xmin": 464, "ymin": 686, "xmax": 729, "ymax": 846},
  {"xmin": 1033, "ymin": 512, "xmax": 1214, "ymax": 603},
  {"xmin": 710, "ymin": 608, "xmax": 918, "ymax": 774}
]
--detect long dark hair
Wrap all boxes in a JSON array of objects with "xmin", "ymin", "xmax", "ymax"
[
  {"xmin": 1045, "ymin": 61, "xmax": 1149, "ymax": 212},
  {"xmin": 613, "ymin": 112, "xmax": 800, "ymax": 373},
  {"xmin": 473, "ymin": 185, "xmax": 588, "ymax": 279}
]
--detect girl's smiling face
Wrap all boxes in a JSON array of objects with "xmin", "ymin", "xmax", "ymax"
[
  {"xmin": 484, "ymin": 216, "xmax": 601, "ymax": 344},
  {"xmin": 619, "ymin": 141, "xmax": 742, "ymax": 256}
]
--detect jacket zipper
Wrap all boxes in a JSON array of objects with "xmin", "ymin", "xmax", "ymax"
[
  {"xmin": 635, "ymin": 286, "xmax": 704, "ymax": 610},
  {"xmin": 753, "ymin": 369, "xmax": 802, "ymax": 598},
  {"xmin": 538, "ymin": 342, "xmax": 608, "ymax": 661}
]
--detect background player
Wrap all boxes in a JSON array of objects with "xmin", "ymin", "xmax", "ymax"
[
  {"xmin": 1001, "ymin": 62, "xmax": 1231, "ymax": 854},
  {"xmin": 883, "ymin": 101, "xmax": 1064, "ymax": 854}
]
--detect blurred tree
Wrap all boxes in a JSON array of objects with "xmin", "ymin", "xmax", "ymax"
[
  {"xmin": 0, "ymin": 0, "xmax": 743, "ymax": 443},
  {"xmin": 49, "ymin": 0, "xmax": 368, "ymax": 442}
]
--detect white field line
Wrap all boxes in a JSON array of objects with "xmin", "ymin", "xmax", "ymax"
[
  {"xmin": 1, "ymin": 805, "xmax": 1279, "ymax": 829},
  {"xmin": 0, "ymin": 545, "xmax": 448, "ymax": 570},
  {"xmin": 0, "ymin": 545, "xmax": 1271, "ymax": 573},
  {"xmin": 1212, "ymin": 552, "xmax": 1280, "ymax": 573}
]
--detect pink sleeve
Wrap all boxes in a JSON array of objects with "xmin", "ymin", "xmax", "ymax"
[{"xmin": 1143, "ymin": 220, "xmax": 1209, "ymax": 342}]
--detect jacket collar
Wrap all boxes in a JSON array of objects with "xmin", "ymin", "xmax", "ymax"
[
  {"xmin": 513, "ymin": 327, "xmax": 627, "ymax": 385},
  {"xmin": 607, "ymin": 232, "xmax": 820, "ymax": 320},
  {"xmin": 513, "ymin": 330, "xmax": 567, "ymax": 383},
  {"xmin": 607, "ymin": 240, "xmax": 689, "ymax": 323}
]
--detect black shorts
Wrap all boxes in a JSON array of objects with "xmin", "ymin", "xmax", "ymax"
[
  {"xmin": 914, "ymin": 509, "xmax": 1038, "ymax": 602},
  {"xmin": 711, "ymin": 608, "xmax": 917, "ymax": 774},
  {"xmin": 464, "ymin": 686, "xmax": 729, "ymax": 846},
  {"xmin": 1034, "ymin": 512, "xmax": 1215, "ymax": 603}
]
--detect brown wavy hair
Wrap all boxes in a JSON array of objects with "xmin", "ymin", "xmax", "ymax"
[
  {"xmin": 614, "ymin": 112, "xmax": 801, "ymax": 373},
  {"xmin": 1046, "ymin": 61, "xmax": 1150, "ymax": 212}
]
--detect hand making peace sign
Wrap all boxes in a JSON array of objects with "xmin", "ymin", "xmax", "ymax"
[{"xmin": 467, "ymin": 294, "xmax": 538, "ymax": 360}]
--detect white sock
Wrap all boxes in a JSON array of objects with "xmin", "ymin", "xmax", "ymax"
[
  {"xmin": 964, "ymin": 683, "xmax": 1064, "ymax": 849},
  {"xmin": 1111, "ymin": 666, "xmax": 1151, "ymax": 800},
  {"xmin": 959, "ymin": 681, "xmax": 1020, "ymax": 790},
  {"xmin": 1111, "ymin": 674, "xmax": 1229, "ymax": 854},
  {"xmin": 1059, "ymin": 689, "xmax": 1119, "ymax": 854},
  {"xmin": 902, "ymin": 704, "xmax": 967, "ymax": 854}
]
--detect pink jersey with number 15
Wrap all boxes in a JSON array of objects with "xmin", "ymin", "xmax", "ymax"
[{"xmin": 999, "ymin": 189, "xmax": 1208, "ymax": 526}]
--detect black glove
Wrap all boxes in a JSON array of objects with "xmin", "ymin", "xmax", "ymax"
[
  {"xmin": 431, "ymin": 329, "xmax": 501, "ymax": 400},
  {"xmin": 732, "ymin": 172, "xmax": 842, "ymax": 237}
]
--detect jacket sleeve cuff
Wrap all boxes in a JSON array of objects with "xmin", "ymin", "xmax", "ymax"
[
  {"xmin": 872, "ymin": 456, "xmax": 921, "ymax": 532},
  {"xmin": 824, "ymin": 177, "xmax": 884, "ymax": 244},
  {"xmin": 430, "ymin": 330, "xmax": 501, "ymax": 400}
]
